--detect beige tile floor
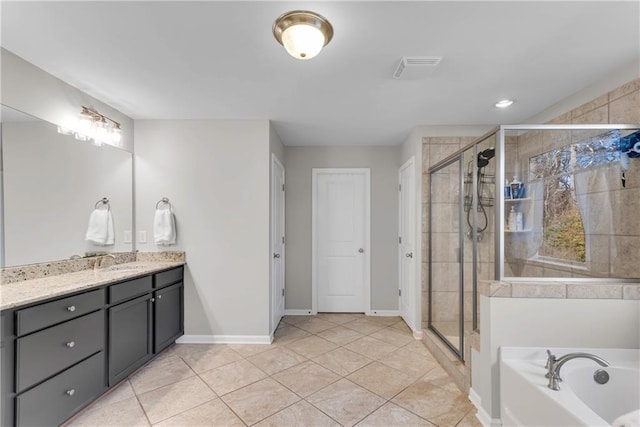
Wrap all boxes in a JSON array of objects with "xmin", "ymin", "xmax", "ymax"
[{"xmin": 65, "ymin": 314, "xmax": 481, "ymax": 427}]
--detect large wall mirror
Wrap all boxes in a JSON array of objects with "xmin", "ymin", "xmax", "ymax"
[{"xmin": 1, "ymin": 105, "xmax": 133, "ymax": 267}]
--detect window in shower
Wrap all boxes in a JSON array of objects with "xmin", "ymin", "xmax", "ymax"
[{"xmin": 528, "ymin": 130, "xmax": 622, "ymax": 265}]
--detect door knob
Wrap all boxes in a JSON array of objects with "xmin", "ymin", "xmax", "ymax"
[
  {"xmin": 358, "ymin": 248, "xmax": 364, "ymax": 253},
  {"xmin": 406, "ymin": 252, "xmax": 413, "ymax": 258},
  {"xmin": 273, "ymin": 253, "xmax": 280, "ymax": 259}
]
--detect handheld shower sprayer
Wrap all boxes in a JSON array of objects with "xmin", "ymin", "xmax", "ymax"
[{"xmin": 477, "ymin": 147, "xmax": 495, "ymax": 168}]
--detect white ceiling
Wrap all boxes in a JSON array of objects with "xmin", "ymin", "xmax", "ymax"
[{"xmin": 2, "ymin": 1, "xmax": 639, "ymax": 146}]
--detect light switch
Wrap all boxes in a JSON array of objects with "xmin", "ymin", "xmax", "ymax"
[
  {"xmin": 138, "ymin": 230, "xmax": 147, "ymax": 243},
  {"xmin": 124, "ymin": 230, "xmax": 132, "ymax": 243}
]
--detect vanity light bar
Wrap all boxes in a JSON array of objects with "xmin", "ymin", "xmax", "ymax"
[{"xmin": 58, "ymin": 106, "xmax": 123, "ymax": 148}]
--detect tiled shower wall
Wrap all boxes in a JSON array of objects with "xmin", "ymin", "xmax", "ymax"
[{"xmin": 422, "ymin": 78, "xmax": 640, "ymax": 329}]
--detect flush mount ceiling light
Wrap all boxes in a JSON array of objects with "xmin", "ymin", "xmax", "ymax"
[
  {"xmin": 495, "ymin": 99, "xmax": 515, "ymax": 108},
  {"xmin": 273, "ymin": 10, "xmax": 333, "ymax": 60}
]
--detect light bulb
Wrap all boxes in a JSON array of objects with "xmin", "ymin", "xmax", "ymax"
[
  {"xmin": 78, "ymin": 109, "xmax": 94, "ymax": 135},
  {"xmin": 281, "ymin": 24, "xmax": 325, "ymax": 60},
  {"xmin": 94, "ymin": 117, "xmax": 109, "ymax": 144}
]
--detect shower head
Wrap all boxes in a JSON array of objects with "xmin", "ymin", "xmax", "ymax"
[{"xmin": 478, "ymin": 147, "xmax": 495, "ymax": 168}]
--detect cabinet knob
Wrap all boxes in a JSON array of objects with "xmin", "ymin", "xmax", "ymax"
[
  {"xmin": 151, "ymin": 298, "xmax": 155, "ymax": 303},
  {"xmin": 67, "ymin": 305, "xmax": 76, "ymax": 312},
  {"xmin": 65, "ymin": 389, "xmax": 75, "ymax": 396},
  {"xmin": 406, "ymin": 252, "xmax": 413, "ymax": 258},
  {"xmin": 66, "ymin": 341, "xmax": 75, "ymax": 348}
]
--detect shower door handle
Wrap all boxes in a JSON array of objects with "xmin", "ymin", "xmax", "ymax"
[{"xmin": 405, "ymin": 252, "xmax": 413, "ymax": 258}]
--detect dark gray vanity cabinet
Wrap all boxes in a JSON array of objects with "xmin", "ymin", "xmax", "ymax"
[
  {"xmin": 108, "ymin": 293, "xmax": 154, "ymax": 385},
  {"xmin": 153, "ymin": 267, "xmax": 184, "ymax": 353},
  {"xmin": 1, "ymin": 265, "xmax": 185, "ymax": 426},
  {"xmin": 9, "ymin": 289, "xmax": 107, "ymax": 427}
]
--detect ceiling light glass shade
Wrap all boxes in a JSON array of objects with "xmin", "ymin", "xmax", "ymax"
[{"xmin": 273, "ymin": 11, "xmax": 333, "ymax": 60}]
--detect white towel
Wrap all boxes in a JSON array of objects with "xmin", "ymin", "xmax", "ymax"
[
  {"xmin": 86, "ymin": 209, "xmax": 115, "ymax": 245},
  {"xmin": 613, "ymin": 410, "xmax": 640, "ymax": 427},
  {"xmin": 154, "ymin": 209, "xmax": 176, "ymax": 245}
]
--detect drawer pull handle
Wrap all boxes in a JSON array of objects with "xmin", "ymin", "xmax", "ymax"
[
  {"xmin": 65, "ymin": 389, "xmax": 75, "ymax": 396},
  {"xmin": 66, "ymin": 341, "xmax": 75, "ymax": 348},
  {"xmin": 67, "ymin": 305, "xmax": 76, "ymax": 312}
]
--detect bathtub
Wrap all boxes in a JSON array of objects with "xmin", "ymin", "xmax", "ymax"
[{"xmin": 500, "ymin": 347, "xmax": 640, "ymax": 426}]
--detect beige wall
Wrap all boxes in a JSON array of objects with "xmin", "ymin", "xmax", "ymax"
[
  {"xmin": 284, "ymin": 146, "xmax": 400, "ymax": 312},
  {"xmin": 135, "ymin": 119, "xmax": 272, "ymax": 338}
]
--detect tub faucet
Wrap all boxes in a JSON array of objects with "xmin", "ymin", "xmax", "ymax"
[{"xmin": 547, "ymin": 351, "xmax": 609, "ymax": 391}]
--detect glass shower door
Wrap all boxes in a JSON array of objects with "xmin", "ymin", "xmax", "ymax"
[{"xmin": 429, "ymin": 156, "xmax": 464, "ymax": 356}]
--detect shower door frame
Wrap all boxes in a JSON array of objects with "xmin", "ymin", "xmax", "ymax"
[{"xmin": 428, "ymin": 154, "xmax": 466, "ymax": 359}]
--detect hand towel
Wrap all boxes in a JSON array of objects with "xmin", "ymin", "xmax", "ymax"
[
  {"xmin": 154, "ymin": 209, "xmax": 176, "ymax": 245},
  {"xmin": 86, "ymin": 209, "xmax": 115, "ymax": 245},
  {"xmin": 613, "ymin": 410, "xmax": 640, "ymax": 427}
]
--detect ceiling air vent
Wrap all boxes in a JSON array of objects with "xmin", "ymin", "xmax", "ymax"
[{"xmin": 393, "ymin": 56, "xmax": 442, "ymax": 79}]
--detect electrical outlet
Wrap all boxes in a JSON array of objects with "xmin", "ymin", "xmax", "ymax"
[
  {"xmin": 138, "ymin": 230, "xmax": 147, "ymax": 243},
  {"xmin": 124, "ymin": 230, "xmax": 132, "ymax": 243}
]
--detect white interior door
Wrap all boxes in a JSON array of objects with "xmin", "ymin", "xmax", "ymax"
[
  {"xmin": 271, "ymin": 155, "xmax": 285, "ymax": 333},
  {"xmin": 313, "ymin": 169, "xmax": 370, "ymax": 314},
  {"xmin": 399, "ymin": 158, "xmax": 415, "ymax": 329}
]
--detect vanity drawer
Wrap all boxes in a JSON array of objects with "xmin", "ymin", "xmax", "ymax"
[
  {"xmin": 154, "ymin": 266, "xmax": 184, "ymax": 289},
  {"xmin": 16, "ymin": 310, "xmax": 104, "ymax": 393},
  {"xmin": 16, "ymin": 289, "xmax": 104, "ymax": 336},
  {"xmin": 109, "ymin": 275, "xmax": 152, "ymax": 304},
  {"xmin": 16, "ymin": 351, "xmax": 106, "ymax": 427}
]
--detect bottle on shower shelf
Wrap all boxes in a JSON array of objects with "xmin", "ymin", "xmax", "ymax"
[
  {"xmin": 516, "ymin": 211, "xmax": 524, "ymax": 231},
  {"xmin": 504, "ymin": 179, "xmax": 512, "ymax": 199},
  {"xmin": 508, "ymin": 206, "xmax": 517, "ymax": 231},
  {"xmin": 510, "ymin": 176, "xmax": 522, "ymax": 199}
]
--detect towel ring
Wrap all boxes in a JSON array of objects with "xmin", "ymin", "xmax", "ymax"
[
  {"xmin": 156, "ymin": 197, "xmax": 172, "ymax": 210},
  {"xmin": 95, "ymin": 197, "xmax": 110, "ymax": 210}
]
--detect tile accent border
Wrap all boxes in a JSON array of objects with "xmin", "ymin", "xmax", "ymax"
[{"xmin": 479, "ymin": 280, "xmax": 640, "ymax": 300}]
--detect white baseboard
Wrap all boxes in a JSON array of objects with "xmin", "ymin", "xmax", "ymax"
[
  {"xmin": 370, "ymin": 310, "xmax": 400, "ymax": 316},
  {"xmin": 284, "ymin": 309, "xmax": 313, "ymax": 315},
  {"xmin": 176, "ymin": 335, "xmax": 272, "ymax": 344},
  {"xmin": 469, "ymin": 388, "xmax": 501, "ymax": 427}
]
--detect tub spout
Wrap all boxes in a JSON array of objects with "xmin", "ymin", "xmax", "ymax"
[{"xmin": 548, "ymin": 352, "xmax": 609, "ymax": 391}]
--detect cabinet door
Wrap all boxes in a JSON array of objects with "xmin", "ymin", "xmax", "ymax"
[
  {"xmin": 108, "ymin": 294, "xmax": 152, "ymax": 385},
  {"xmin": 154, "ymin": 282, "xmax": 184, "ymax": 353}
]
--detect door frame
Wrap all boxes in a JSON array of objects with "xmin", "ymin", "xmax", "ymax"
[
  {"xmin": 270, "ymin": 154, "xmax": 285, "ymax": 334},
  {"xmin": 311, "ymin": 168, "xmax": 371, "ymax": 315},
  {"xmin": 398, "ymin": 157, "xmax": 416, "ymax": 330}
]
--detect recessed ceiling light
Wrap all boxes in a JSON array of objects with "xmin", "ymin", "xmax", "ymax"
[{"xmin": 495, "ymin": 99, "xmax": 515, "ymax": 108}]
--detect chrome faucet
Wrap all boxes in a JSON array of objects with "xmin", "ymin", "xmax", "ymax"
[
  {"xmin": 546, "ymin": 350, "xmax": 609, "ymax": 391},
  {"xmin": 94, "ymin": 253, "xmax": 116, "ymax": 270}
]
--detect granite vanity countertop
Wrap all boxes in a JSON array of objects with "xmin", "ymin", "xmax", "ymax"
[{"xmin": 0, "ymin": 261, "xmax": 185, "ymax": 310}]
